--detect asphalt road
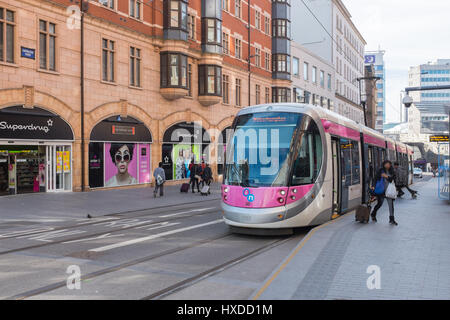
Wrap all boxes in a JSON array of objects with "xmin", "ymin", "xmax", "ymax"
[{"xmin": 0, "ymin": 199, "xmax": 307, "ymax": 300}]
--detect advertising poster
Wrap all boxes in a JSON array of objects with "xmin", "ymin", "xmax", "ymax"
[
  {"xmin": 63, "ymin": 151, "xmax": 70, "ymax": 172},
  {"xmin": 138, "ymin": 144, "xmax": 151, "ymax": 184},
  {"xmin": 172, "ymin": 144, "xmax": 200, "ymax": 180},
  {"xmin": 56, "ymin": 151, "xmax": 63, "ymax": 173},
  {"xmin": 104, "ymin": 143, "xmax": 138, "ymax": 187},
  {"xmin": 88, "ymin": 142, "xmax": 104, "ymax": 188},
  {"xmin": 8, "ymin": 163, "xmax": 16, "ymax": 190}
]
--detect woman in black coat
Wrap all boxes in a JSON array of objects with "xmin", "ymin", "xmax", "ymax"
[{"xmin": 371, "ymin": 160, "xmax": 398, "ymax": 225}]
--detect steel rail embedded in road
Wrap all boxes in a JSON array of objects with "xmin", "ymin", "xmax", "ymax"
[
  {"xmin": 7, "ymin": 232, "xmax": 232, "ymax": 300},
  {"xmin": 141, "ymin": 236, "xmax": 295, "ymax": 300},
  {"xmin": 0, "ymin": 207, "xmax": 222, "ymax": 256},
  {"xmin": 0, "ymin": 199, "xmax": 221, "ymax": 241}
]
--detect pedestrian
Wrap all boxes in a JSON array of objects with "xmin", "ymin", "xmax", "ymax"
[
  {"xmin": 153, "ymin": 162, "xmax": 166, "ymax": 198},
  {"xmin": 189, "ymin": 161, "xmax": 200, "ymax": 193},
  {"xmin": 394, "ymin": 162, "xmax": 417, "ymax": 199},
  {"xmin": 200, "ymin": 163, "xmax": 213, "ymax": 193},
  {"xmin": 371, "ymin": 160, "xmax": 398, "ymax": 225}
]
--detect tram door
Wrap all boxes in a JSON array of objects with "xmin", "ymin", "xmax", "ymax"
[{"xmin": 331, "ymin": 138, "xmax": 340, "ymax": 214}]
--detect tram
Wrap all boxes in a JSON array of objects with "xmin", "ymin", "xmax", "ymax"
[{"xmin": 221, "ymin": 103, "xmax": 414, "ymax": 234}]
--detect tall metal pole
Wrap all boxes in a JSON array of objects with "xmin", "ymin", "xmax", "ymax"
[
  {"xmin": 80, "ymin": 2, "xmax": 86, "ymax": 191},
  {"xmin": 247, "ymin": 0, "xmax": 251, "ymax": 107}
]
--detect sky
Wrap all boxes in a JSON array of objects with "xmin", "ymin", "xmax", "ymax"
[{"xmin": 342, "ymin": 0, "xmax": 450, "ymax": 123}]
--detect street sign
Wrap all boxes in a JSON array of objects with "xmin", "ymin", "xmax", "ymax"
[{"xmin": 429, "ymin": 135, "xmax": 449, "ymax": 142}]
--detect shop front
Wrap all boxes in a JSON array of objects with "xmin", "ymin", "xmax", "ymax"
[
  {"xmin": 0, "ymin": 106, "xmax": 74, "ymax": 195},
  {"xmin": 88, "ymin": 116, "xmax": 153, "ymax": 189},
  {"xmin": 162, "ymin": 122, "xmax": 211, "ymax": 181}
]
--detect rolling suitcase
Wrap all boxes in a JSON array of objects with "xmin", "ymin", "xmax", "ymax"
[
  {"xmin": 200, "ymin": 185, "xmax": 210, "ymax": 196},
  {"xmin": 180, "ymin": 183, "xmax": 190, "ymax": 193},
  {"xmin": 355, "ymin": 204, "xmax": 370, "ymax": 223}
]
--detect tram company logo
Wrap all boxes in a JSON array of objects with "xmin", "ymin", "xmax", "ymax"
[
  {"xmin": 243, "ymin": 188, "xmax": 255, "ymax": 202},
  {"xmin": 0, "ymin": 119, "xmax": 53, "ymax": 134}
]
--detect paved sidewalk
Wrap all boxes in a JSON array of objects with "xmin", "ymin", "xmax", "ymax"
[
  {"xmin": 254, "ymin": 178, "xmax": 450, "ymax": 300},
  {"xmin": 0, "ymin": 182, "xmax": 221, "ymax": 222}
]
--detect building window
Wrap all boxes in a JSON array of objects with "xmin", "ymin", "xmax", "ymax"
[
  {"xmin": 255, "ymin": 48, "xmax": 261, "ymax": 67},
  {"xmin": 199, "ymin": 65, "xmax": 222, "ymax": 96},
  {"xmin": 320, "ymin": 70, "xmax": 325, "ymax": 87},
  {"xmin": 223, "ymin": 0, "xmax": 230, "ymax": 11},
  {"xmin": 129, "ymin": 0, "xmax": 141, "ymax": 19},
  {"xmin": 265, "ymin": 87, "xmax": 270, "ymax": 103},
  {"xmin": 303, "ymin": 62, "xmax": 309, "ymax": 80},
  {"xmin": 265, "ymin": 52, "xmax": 270, "ymax": 70},
  {"xmin": 272, "ymin": 54, "xmax": 290, "ymax": 74},
  {"xmin": 293, "ymin": 87, "xmax": 304, "ymax": 103},
  {"xmin": 223, "ymin": 74, "xmax": 230, "ymax": 104},
  {"xmin": 222, "ymin": 32, "xmax": 229, "ymax": 54},
  {"xmin": 39, "ymin": 20, "xmax": 56, "ymax": 71},
  {"xmin": 264, "ymin": 16, "xmax": 270, "ymax": 35},
  {"xmin": 188, "ymin": 14, "xmax": 195, "ymax": 40},
  {"xmin": 235, "ymin": 78, "xmax": 241, "ymax": 106},
  {"xmin": 202, "ymin": 18, "xmax": 221, "ymax": 45},
  {"xmin": 312, "ymin": 66, "xmax": 317, "ymax": 83},
  {"xmin": 235, "ymin": 38, "xmax": 241, "ymax": 59},
  {"xmin": 292, "ymin": 56, "xmax": 299, "ymax": 76},
  {"xmin": 0, "ymin": 7, "xmax": 15, "ymax": 63},
  {"xmin": 130, "ymin": 46, "xmax": 141, "ymax": 87},
  {"xmin": 102, "ymin": 38, "xmax": 115, "ymax": 82},
  {"xmin": 272, "ymin": 87, "xmax": 291, "ymax": 103},
  {"xmin": 327, "ymin": 73, "xmax": 332, "ymax": 90},
  {"xmin": 272, "ymin": 19, "xmax": 290, "ymax": 38},
  {"xmin": 255, "ymin": 11, "xmax": 261, "ymax": 30},
  {"xmin": 164, "ymin": 0, "xmax": 188, "ymax": 30},
  {"xmin": 99, "ymin": 0, "xmax": 115, "ymax": 9},
  {"xmin": 255, "ymin": 84, "xmax": 261, "ymax": 105},
  {"xmin": 187, "ymin": 64, "xmax": 192, "ymax": 96},
  {"xmin": 235, "ymin": 0, "xmax": 241, "ymax": 18},
  {"xmin": 160, "ymin": 52, "xmax": 188, "ymax": 88}
]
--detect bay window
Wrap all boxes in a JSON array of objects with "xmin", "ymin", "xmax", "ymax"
[
  {"xmin": 272, "ymin": 54, "xmax": 290, "ymax": 74},
  {"xmin": 198, "ymin": 65, "xmax": 222, "ymax": 96},
  {"xmin": 272, "ymin": 87, "xmax": 291, "ymax": 103},
  {"xmin": 272, "ymin": 19, "xmax": 290, "ymax": 38},
  {"xmin": 160, "ymin": 52, "xmax": 188, "ymax": 88},
  {"xmin": 202, "ymin": 18, "xmax": 221, "ymax": 45},
  {"xmin": 164, "ymin": 0, "xmax": 188, "ymax": 31}
]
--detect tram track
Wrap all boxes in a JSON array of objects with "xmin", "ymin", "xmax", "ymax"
[
  {"xmin": 141, "ymin": 236, "xmax": 293, "ymax": 300},
  {"xmin": 0, "ymin": 207, "xmax": 222, "ymax": 256},
  {"xmin": 7, "ymin": 234, "xmax": 294, "ymax": 300},
  {"xmin": 0, "ymin": 198, "xmax": 221, "ymax": 241}
]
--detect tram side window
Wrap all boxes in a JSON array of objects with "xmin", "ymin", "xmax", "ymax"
[
  {"xmin": 351, "ymin": 141, "xmax": 360, "ymax": 184},
  {"xmin": 291, "ymin": 126, "xmax": 322, "ymax": 186}
]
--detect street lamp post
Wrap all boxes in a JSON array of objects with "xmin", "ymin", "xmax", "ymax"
[{"xmin": 356, "ymin": 76, "xmax": 381, "ymax": 127}]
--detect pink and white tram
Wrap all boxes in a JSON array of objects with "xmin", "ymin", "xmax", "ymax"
[{"xmin": 221, "ymin": 103, "xmax": 412, "ymax": 234}]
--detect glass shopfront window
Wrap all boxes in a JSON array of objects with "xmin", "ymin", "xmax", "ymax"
[{"xmin": 88, "ymin": 116, "xmax": 152, "ymax": 189}]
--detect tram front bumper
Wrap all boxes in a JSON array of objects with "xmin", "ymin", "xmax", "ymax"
[{"xmin": 221, "ymin": 201, "xmax": 287, "ymax": 226}]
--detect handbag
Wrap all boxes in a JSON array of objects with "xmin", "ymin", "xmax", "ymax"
[
  {"xmin": 374, "ymin": 178, "xmax": 385, "ymax": 195},
  {"xmin": 385, "ymin": 182, "xmax": 397, "ymax": 199}
]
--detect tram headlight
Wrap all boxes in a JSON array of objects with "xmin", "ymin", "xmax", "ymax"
[
  {"xmin": 292, "ymin": 188, "xmax": 297, "ymax": 194},
  {"xmin": 278, "ymin": 197, "xmax": 284, "ymax": 203},
  {"xmin": 280, "ymin": 190, "xmax": 286, "ymax": 196},
  {"xmin": 224, "ymin": 195, "xmax": 228, "ymax": 201},
  {"xmin": 224, "ymin": 187, "xmax": 229, "ymax": 193}
]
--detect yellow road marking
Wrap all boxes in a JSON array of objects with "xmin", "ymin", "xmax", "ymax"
[{"xmin": 252, "ymin": 214, "xmax": 346, "ymax": 300}]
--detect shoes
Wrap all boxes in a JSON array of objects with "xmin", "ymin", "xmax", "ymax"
[
  {"xmin": 153, "ymin": 192, "xmax": 156, "ymax": 198},
  {"xmin": 371, "ymin": 214, "xmax": 377, "ymax": 222},
  {"xmin": 389, "ymin": 217, "xmax": 398, "ymax": 225}
]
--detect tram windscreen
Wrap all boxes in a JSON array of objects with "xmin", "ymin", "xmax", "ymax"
[{"xmin": 224, "ymin": 112, "xmax": 302, "ymax": 187}]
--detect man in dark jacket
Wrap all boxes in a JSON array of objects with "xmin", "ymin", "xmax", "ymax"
[
  {"xmin": 200, "ymin": 163, "xmax": 213, "ymax": 193},
  {"xmin": 394, "ymin": 162, "xmax": 417, "ymax": 199},
  {"xmin": 153, "ymin": 162, "xmax": 166, "ymax": 197},
  {"xmin": 189, "ymin": 161, "xmax": 201, "ymax": 193}
]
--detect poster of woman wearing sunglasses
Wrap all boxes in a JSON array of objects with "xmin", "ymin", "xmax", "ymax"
[{"xmin": 105, "ymin": 143, "xmax": 138, "ymax": 187}]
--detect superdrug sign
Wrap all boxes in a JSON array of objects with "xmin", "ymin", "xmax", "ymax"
[{"xmin": 0, "ymin": 106, "xmax": 73, "ymax": 141}]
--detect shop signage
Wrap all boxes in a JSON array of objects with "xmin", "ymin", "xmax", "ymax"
[
  {"xmin": 0, "ymin": 106, "xmax": 74, "ymax": 141},
  {"xmin": 63, "ymin": 151, "xmax": 71, "ymax": 172},
  {"xmin": 56, "ymin": 151, "xmax": 63, "ymax": 173},
  {"xmin": 112, "ymin": 125, "xmax": 135, "ymax": 136},
  {"xmin": 429, "ymin": 135, "xmax": 449, "ymax": 142},
  {"xmin": 21, "ymin": 47, "xmax": 35, "ymax": 59}
]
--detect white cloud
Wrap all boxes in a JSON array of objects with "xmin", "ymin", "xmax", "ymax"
[{"xmin": 343, "ymin": 0, "xmax": 450, "ymax": 123}]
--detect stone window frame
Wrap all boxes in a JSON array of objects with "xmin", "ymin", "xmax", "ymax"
[
  {"xmin": 37, "ymin": 19, "xmax": 57, "ymax": 72},
  {"xmin": 198, "ymin": 64, "xmax": 222, "ymax": 97},
  {"xmin": 129, "ymin": 0, "xmax": 143, "ymax": 20},
  {"xmin": 222, "ymin": 74, "xmax": 230, "ymax": 104},
  {"xmin": 0, "ymin": 6, "xmax": 17, "ymax": 65},
  {"xmin": 129, "ymin": 46, "xmax": 142, "ymax": 88},
  {"xmin": 101, "ymin": 38, "xmax": 116, "ymax": 83}
]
